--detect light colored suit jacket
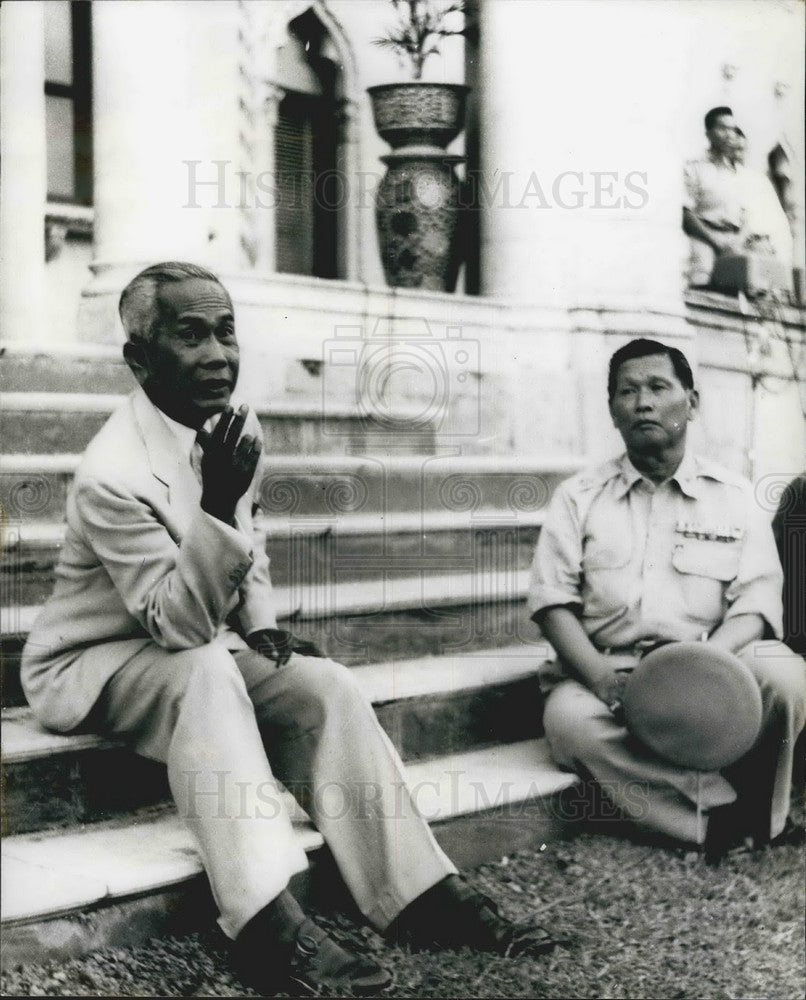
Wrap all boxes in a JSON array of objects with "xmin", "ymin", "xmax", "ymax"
[{"xmin": 21, "ymin": 388, "xmax": 276, "ymax": 732}]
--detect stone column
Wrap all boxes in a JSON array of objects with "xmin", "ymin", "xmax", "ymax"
[
  {"xmin": 476, "ymin": 0, "xmax": 693, "ymax": 460},
  {"xmin": 90, "ymin": 1, "xmax": 208, "ymax": 267},
  {"xmin": 336, "ymin": 97, "xmax": 360, "ymax": 282},
  {"xmin": 477, "ymin": 0, "xmax": 688, "ymax": 314},
  {"xmin": 76, "ymin": 1, "xmax": 213, "ymax": 341},
  {"xmin": 0, "ymin": 2, "xmax": 46, "ymax": 344}
]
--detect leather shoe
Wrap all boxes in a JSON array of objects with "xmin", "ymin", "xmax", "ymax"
[
  {"xmin": 234, "ymin": 917, "xmax": 392, "ymax": 996},
  {"xmin": 703, "ymin": 800, "xmax": 765, "ymax": 866},
  {"xmin": 388, "ymin": 875, "xmax": 562, "ymax": 957},
  {"xmin": 704, "ymin": 803, "xmax": 746, "ymax": 866},
  {"xmin": 762, "ymin": 817, "xmax": 805, "ymax": 849}
]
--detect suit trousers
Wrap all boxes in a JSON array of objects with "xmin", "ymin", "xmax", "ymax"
[
  {"xmin": 94, "ymin": 639, "xmax": 456, "ymax": 938},
  {"xmin": 543, "ymin": 641, "xmax": 805, "ymax": 845}
]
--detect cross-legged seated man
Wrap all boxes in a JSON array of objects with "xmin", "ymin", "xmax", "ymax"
[
  {"xmin": 22, "ymin": 262, "xmax": 556, "ymax": 995},
  {"xmin": 528, "ymin": 338, "xmax": 804, "ymax": 860}
]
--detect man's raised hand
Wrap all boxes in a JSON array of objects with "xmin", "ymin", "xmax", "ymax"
[{"xmin": 198, "ymin": 404, "xmax": 263, "ymax": 524}]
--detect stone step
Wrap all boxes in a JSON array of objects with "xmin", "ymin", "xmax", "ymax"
[
  {"xmin": 0, "ymin": 344, "xmax": 133, "ymax": 395},
  {"xmin": 3, "ymin": 568, "xmax": 531, "ymax": 636},
  {"xmin": 1, "ymin": 739, "xmax": 579, "ymax": 968},
  {"xmin": 0, "ymin": 393, "xmax": 436, "ymax": 456},
  {"xmin": 3, "ymin": 515, "xmax": 542, "ymax": 607},
  {"xmin": 2, "ymin": 599, "xmax": 537, "ymax": 710},
  {"xmin": 1, "ymin": 394, "xmax": 127, "ymax": 456},
  {"xmin": 2, "ymin": 645, "xmax": 551, "ymax": 835},
  {"xmin": 0, "ymin": 452, "xmax": 581, "ymax": 523},
  {"xmin": 1, "ymin": 563, "xmax": 540, "ymax": 707}
]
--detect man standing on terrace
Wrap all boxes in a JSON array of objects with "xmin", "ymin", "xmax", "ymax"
[{"xmin": 683, "ymin": 106, "xmax": 792, "ymax": 289}]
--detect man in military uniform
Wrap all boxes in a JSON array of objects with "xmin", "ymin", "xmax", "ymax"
[
  {"xmin": 683, "ymin": 106, "xmax": 746, "ymax": 287},
  {"xmin": 683, "ymin": 106, "xmax": 791, "ymax": 289},
  {"xmin": 529, "ymin": 337, "xmax": 804, "ymax": 857}
]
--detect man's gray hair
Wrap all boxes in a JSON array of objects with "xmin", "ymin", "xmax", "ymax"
[{"xmin": 119, "ymin": 261, "xmax": 225, "ymax": 343}]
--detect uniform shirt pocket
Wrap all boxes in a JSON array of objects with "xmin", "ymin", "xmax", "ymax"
[
  {"xmin": 581, "ymin": 536, "xmax": 633, "ymax": 616},
  {"xmin": 672, "ymin": 538, "xmax": 742, "ymax": 582},
  {"xmin": 582, "ymin": 537, "xmax": 633, "ymax": 572},
  {"xmin": 672, "ymin": 538, "xmax": 742, "ymax": 626}
]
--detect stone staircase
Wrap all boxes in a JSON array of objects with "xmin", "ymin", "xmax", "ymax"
[{"xmin": 0, "ymin": 343, "xmax": 584, "ymax": 968}]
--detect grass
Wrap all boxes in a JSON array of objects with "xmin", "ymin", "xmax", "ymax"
[{"xmin": 2, "ymin": 824, "xmax": 803, "ymax": 999}]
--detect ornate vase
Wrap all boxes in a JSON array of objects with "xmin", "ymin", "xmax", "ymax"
[{"xmin": 368, "ymin": 83, "xmax": 469, "ymax": 292}]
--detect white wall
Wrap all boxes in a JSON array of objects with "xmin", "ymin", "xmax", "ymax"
[
  {"xmin": 477, "ymin": 0, "xmax": 804, "ymax": 307},
  {"xmin": 21, "ymin": 0, "xmax": 806, "ymax": 487},
  {"xmin": 37, "ymin": 0, "xmax": 805, "ymax": 333}
]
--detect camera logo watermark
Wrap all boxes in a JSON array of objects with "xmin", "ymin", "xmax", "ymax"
[{"xmin": 322, "ymin": 319, "xmax": 481, "ymax": 441}]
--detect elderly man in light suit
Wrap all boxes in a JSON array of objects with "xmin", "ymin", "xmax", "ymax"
[{"xmin": 22, "ymin": 262, "xmax": 554, "ymax": 995}]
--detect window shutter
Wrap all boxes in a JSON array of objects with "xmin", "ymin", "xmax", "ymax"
[
  {"xmin": 275, "ymin": 97, "xmax": 315, "ymax": 276},
  {"xmin": 275, "ymin": 88, "xmax": 338, "ymax": 279}
]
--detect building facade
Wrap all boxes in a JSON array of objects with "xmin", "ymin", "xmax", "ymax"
[{"xmin": 1, "ymin": 0, "xmax": 805, "ymax": 478}]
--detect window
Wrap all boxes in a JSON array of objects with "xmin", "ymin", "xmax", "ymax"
[
  {"xmin": 44, "ymin": 0, "xmax": 92, "ymax": 205},
  {"xmin": 275, "ymin": 91, "xmax": 338, "ymax": 278},
  {"xmin": 274, "ymin": 10, "xmax": 339, "ymax": 278}
]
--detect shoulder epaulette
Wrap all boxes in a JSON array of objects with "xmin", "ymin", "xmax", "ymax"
[
  {"xmin": 694, "ymin": 455, "xmax": 748, "ymax": 490},
  {"xmin": 572, "ymin": 457, "xmax": 621, "ymax": 493}
]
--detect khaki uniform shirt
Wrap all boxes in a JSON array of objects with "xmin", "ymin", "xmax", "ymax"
[
  {"xmin": 529, "ymin": 451, "xmax": 783, "ymax": 655},
  {"xmin": 683, "ymin": 152, "xmax": 745, "ymax": 232},
  {"xmin": 683, "ymin": 150, "xmax": 793, "ymax": 284},
  {"xmin": 683, "ymin": 151, "xmax": 744, "ymax": 286}
]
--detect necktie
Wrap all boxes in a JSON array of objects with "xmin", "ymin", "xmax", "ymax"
[{"xmin": 190, "ymin": 434, "xmax": 204, "ymax": 485}]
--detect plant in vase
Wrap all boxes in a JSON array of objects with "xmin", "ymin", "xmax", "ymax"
[
  {"xmin": 374, "ymin": 0, "xmax": 466, "ymax": 81},
  {"xmin": 368, "ymin": 0, "xmax": 471, "ymax": 291}
]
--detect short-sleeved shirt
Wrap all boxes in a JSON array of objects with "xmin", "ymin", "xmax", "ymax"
[
  {"xmin": 529, "ymin": 451, "xmax": 783, "ymax": 652},
  {"xmin": 683, "ymin": 152, "xmax": 744, "ymax": 232},
  {"xmin": 682, "ymin": 150, "xmax": 792, "ymax": 284},
  {"xmin": 683, "ymin": 151, "xmax": 745, "ymax": 286}
]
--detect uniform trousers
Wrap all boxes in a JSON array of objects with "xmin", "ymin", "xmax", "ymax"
[
  {"xmin": 543, "ymin": 640, "xmax": 805, "ymax": 845},
  {"xmin": 93, "ymin": 639, "xmax": 456, "ymax": 939}
]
